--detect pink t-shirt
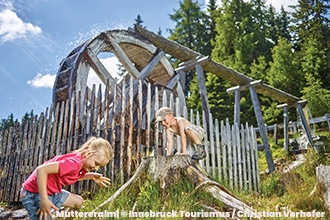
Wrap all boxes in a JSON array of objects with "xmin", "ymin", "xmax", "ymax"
[{"xmin": 23, "ymin": 152, "xmax": 87, "ymax": 195}]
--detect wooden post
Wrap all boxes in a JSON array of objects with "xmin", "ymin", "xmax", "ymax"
[
  {"xmin": 234, "ymin": 89, "xmax": 241, "ymax": 126},
  {"xmin": 249, "ymin": 84, "xmax": 275, "ymax": 172},
  {"xmin": 277, "ymin": 103, "xmax": 289, "ymax": 151},
  {"xmin": 296, "ymin": 100, "xmax": 314, "ymax": 147},
  {"xmin": 196, "ymin": 64, "xmax": 211, "ymax": 136}
]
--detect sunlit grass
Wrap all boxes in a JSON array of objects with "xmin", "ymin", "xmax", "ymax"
[{"xmin": 78, "ymin": 130, "xmax": 330, "ymax": 220}]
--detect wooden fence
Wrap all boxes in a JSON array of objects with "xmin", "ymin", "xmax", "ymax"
[{"xmin": 0, "ymin": 77, "xmax": 260, "ymax": 204}]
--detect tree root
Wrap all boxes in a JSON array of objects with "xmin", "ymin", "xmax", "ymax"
[{"xmin": 93, "ymin": 155, "xmax": 255, "ymax": 215}]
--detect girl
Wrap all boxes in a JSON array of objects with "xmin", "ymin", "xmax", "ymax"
[{"xmin": 21, "ymin": 136, "xmax": 114, "ymax": 220}]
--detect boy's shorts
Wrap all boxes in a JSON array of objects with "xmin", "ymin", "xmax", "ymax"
[
  {"xmin": 21, "ymin": 188, "xmax": 70, "ymax": 220},
  {"xmin": 186, "ymin": 124, "xmax": 205, "ymax": 141}
]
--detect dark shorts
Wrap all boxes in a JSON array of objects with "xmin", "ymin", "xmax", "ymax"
[{"xmin": 21, "ymin": 189, "xmax": 70, "ymax": 220}]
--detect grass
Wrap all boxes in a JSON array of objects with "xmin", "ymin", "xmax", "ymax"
[
  {"xmin": 77, "ymin": 130, "xmax": 330, "ymax": 220},
  {"xmin": 80, "ymin": 176, "xmax": 225, "ymax": 219}
]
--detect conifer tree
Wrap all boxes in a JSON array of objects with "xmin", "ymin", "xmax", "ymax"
[
  {"xmin": 290, "ymin": 0, "xmax": 330, "ymax": 88},
  {"xmin": 301, "ymin": 38, "xmax": 330, "ymax": 116}
]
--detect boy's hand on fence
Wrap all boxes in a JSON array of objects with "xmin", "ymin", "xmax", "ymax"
[
  {"xmin": 37, "ymin": 198, "xmax": 58, "ymax": 220},
  {"xmin": 92, "ymin": 173, "xmax": 111, "ymax": 187}
]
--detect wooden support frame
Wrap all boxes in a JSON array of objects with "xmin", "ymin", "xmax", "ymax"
[
  {"xmin": 249, "ymin": 85, "xmax": 275, "ymax": 172},
  {"xmin": 296, "ymin": 100, "xmax": 314, "ymax": 147},
  {"xmin": 196, "ymin": 64, "xmax": 211, "ymax": 136},
  {"xmin": 277, "ymin": 103, "xmax": 289, "ymax": 151}
]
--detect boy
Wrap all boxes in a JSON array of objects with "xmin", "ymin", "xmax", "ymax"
[{"xmin": 155, "ymin": 107, "xmax": 206, "ymax": 160}]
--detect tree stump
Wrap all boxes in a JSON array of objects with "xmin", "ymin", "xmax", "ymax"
[
  {"xmin": 94, "ymin": 155, "xmax": 255, "ymax": 214},
  {"xmin": 316, "ymin": 164, "xmax": 330, "ymax": 211}
]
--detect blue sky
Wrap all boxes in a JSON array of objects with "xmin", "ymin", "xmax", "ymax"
[{"xmin": 0, "ymin": 0, "xmax": 295, "ymax": 120}]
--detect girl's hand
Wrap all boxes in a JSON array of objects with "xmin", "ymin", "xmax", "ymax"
[
  {"xmin": 37, "ymin": 198, "xmax": 58, "ymax": 220},
  {"xmin": 92, "ymin": 173, "xmax": 111, "ymax": 187}
]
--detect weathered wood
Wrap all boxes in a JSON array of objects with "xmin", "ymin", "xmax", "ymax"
[
  {"xmin": 250, "ymin": 86, "xmax": 275, "ymax": 173},
  {"xmin": 105, "ymin": 33, "xmax": 140, "ymax": 79},
  {"xmin": 234, "ymin": 89, "xmax": 241, "ymax": 126},
  {"xmin": 0, "ymin": 79, "xmax": 260, "ymax": 204},
  {"xmin": 94, "ymin": 156, "xmax": 255, "ymax": 213},
  {"xmin": 316, "ymin": 165, "xmax": 330, "ymax": 211},
  {"xmin": 296, "ymin": 101, "xmax": 314, "ymax": 147},
  {"xmin": 140, "ymin": 49, "xmax": 165, "ymax": 80},
  {"xmin": 196, "ymin": 64, "xmax": 211, "ymax": 137},
  {"xmin": 134, "ymin": 25, "xmax": 302, "ymax": 106},
  {"xmin": 277, "ymin": 104, "xmax": 289, "ymax": 151}
]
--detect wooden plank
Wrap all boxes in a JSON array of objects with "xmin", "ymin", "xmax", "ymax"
[
  {"xmin": 209, "ymin": 113, "xmax": 216, "ymax": 178},
  {"xmin": 203, "ymin": 111, "xmax": 209, "ymax": 171},
  {"xmin": 236, "ymin": 123, "xmax": 243, "ymax": 191},
  {"xmin": 127, "ymin": 77, "xmax": 133, "ymax": 176},
  {"xmin": 215, "ymin": 119, "xmax": 221, "ymax": 180},
  {"xmin": 221, "ymin": 120, "xmax": 227, "ymax": 183},
  {"xmin": 252, "ymin": 127, "xmax": 261, "ymax": 192},
  {"xmin": 241, "ymin": 124, "xmax": 248, "ymax": 192},
  {"xmin": 137, "ymin": 80, "xmax": 143, "ymax": 163},
  {"xmin": 146, "ymin": 83, "xmax": 151, "ymax": 155},
  {"xmin": 52, "ymin": 103, "xmax": 60, "ymax": 157},
  {"xmin": 232, "ymin": 124, "xmax": 238, "ymax": 190},
  {"xmin": 0, "ymin": 129, "xmax": 8, "ymax": 200},
  {"xmin": 246, "ymin": 123, "xmax": 253, "ymax": 192},
  {"xmin": 120, "ymin": 79, "xmax": 126, "ymax": 184},
  {"xmin": 250, "ymin": 126, "xmax": 257, "ymax": 192},
  {"xmin": 56, "ymin": 101, "xmax": 65, "ymax": 155},
  {"xmin": 154, "ymin": 86, "xmax": 160, "ymax": 155}
]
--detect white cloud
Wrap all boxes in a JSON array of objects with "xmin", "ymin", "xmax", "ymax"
[
  {"xmin": 26, "ymin": 56, "xmax": 121, "ymax": 90},
  {"xmin": 27, "ymin": 73, "xmax": 56, "ymax": 88},
  {"xmin": 0, "ymin": 2, "xmax": 42, "ymax": 43}
]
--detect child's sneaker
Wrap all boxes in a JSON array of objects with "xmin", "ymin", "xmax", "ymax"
[{"xmin": 192, "ymin": 144, "xmax": 206, "ymax": 160}]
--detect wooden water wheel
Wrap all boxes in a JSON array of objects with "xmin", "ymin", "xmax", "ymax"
[{"xmin": 53, "ymin": 28, "xmax": 186, "ymax": 109}]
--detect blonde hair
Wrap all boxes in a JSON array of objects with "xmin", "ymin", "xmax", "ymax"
[{"xmin": 76, "ymin": 137, "xmax": 113, "ymax": 161}]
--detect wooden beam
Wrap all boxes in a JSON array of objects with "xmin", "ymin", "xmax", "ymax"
[
  {"xmin": 226, "ymin": 80, "xmax": 262, "ymax": 94},
  {"xmin": 296, "ymin": 101, "xmax": 314, "ymax": 147},
  {"xmin": 140, "ymin": 49, "xmax": 165, "ymax": 80},
  {"xmin": 105, "ymin": 32, "xmax": 140, "ymax": 79},
  {"xmin": 175, "ymin": 56, "xmax": 210, "ymax": 72},
  {"xmin": 250, "ymin": 86, "xmax": 275, "ymax": 172},
  {"xmin": 82, "ymin": 48, "xmax": 120, "ymax": 95},
  {"xmin": 196, "ymin": 64, "xmax": 211, "ymax": 136},
  {"xmin": 135, "ymin": 25, "xmax": 302, "ymax": 106},
  {"xmin": 165, "ymin": 73, "xmax": 181, "ymax": 89},
  {"xmin": 277, "ymin": 104, "xmax": 289, "ymax": 151}
]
